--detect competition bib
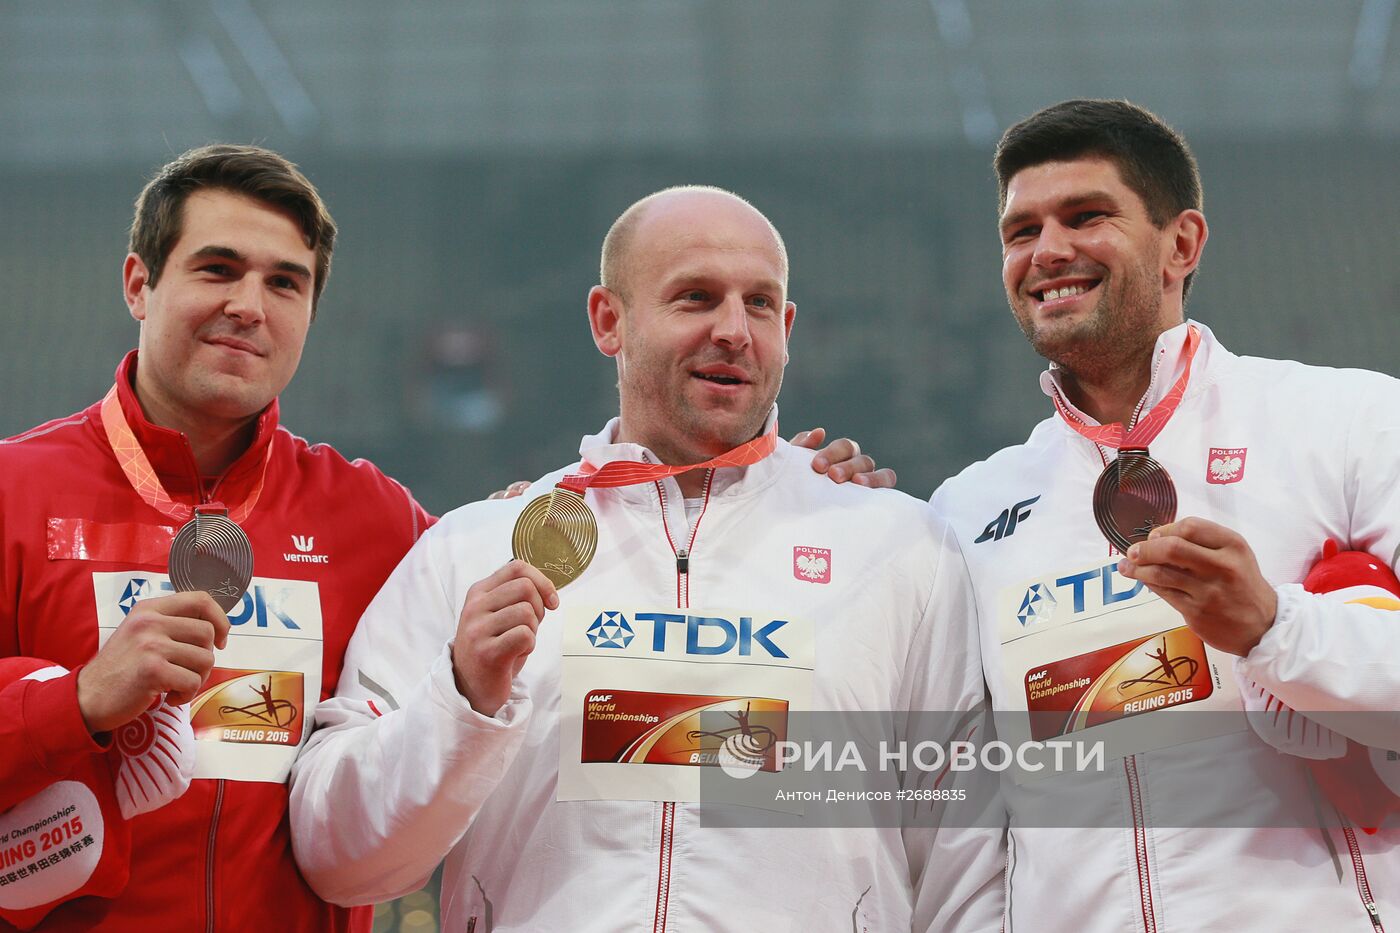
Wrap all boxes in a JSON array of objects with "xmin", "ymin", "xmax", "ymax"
[
  {"xmin": 996, "ymin": 557, "xmax": 1245, "ymax": 777},
  {"xmin": 92, "ymin": 571, "xmax": 323, "ymax": 783},
  {"xmin": 559, "ymin": 605, "xmax": 813, "ymax": 803}
]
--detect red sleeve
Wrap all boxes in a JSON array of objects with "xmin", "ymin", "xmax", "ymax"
[{"xmin": 0, "ymin": 669, "xmax": 111, "ymax": 812}]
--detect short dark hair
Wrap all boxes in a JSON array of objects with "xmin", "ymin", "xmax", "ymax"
[
  {"xmin": 995, "ymin": 100, "xmax": 1203, "ymax": 295},
  {"xmin": 130, "ymin": 144, "xmax": 337, "ymax": 311}
]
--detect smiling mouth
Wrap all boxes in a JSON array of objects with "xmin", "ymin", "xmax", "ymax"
[{"xmin": 1032, "ymin": 280, "xmax": 1101, "ymax": 303}]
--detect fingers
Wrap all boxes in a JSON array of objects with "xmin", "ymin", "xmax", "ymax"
[
  {"xmin": 489, "ymin": 481, "xmax": 532, "ymax": 501},
  {"xmin": 141, "ymin": 591, "xmax": 231, "ymax": 648},
  {"xmin": 453, "ymin": 560, "xmax": 557, "ymax": 716},
  {"xmin": 1147, "ymin": 516, "xmax": 1240, "ymax": 551},
  {"xmin": 807, "ymin": 437, "xmax": 895, "ymax": 489},
  {"xmin": 1118, "ymin": 561, "xmax": 1195, "ymax": 596},
  {"xmin": 790, "ymin": 427, "xmax": 826, "ymax": 451},
  {"xmin": 811, "ymin": 437, "xmax": 860, "ymax": 474},
  {"xmin": 159, "ymin": 641, "xmax": 218, "ymax": 684},
  {"xmin": 851, "ymin": 467, "xmax": 898, "ymax": 489},
  {"xmin": 477, "ymin": 559, "xmax": 559, "ymax": 612},
  {"xmin": 1124, "ymin": 533, "xmax": 1221, "ymax": 575},
  {"xmin": 827, "ymin": 453, "xmax": 874, "ymax": 483}
]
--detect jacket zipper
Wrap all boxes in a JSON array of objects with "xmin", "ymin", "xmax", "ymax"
[
  {"xmin": 1343, "ymin": 826, "xmax": 1385, "ymax": 931},
  {"xmin": 1123, "ymin": 757, "xmax": 1158, "ymax": 933},
  {"xmin": 206, "ymin": 779, "xmax": 224, "ymax": 933},
  {"xmin": 650, "ymin": 470, "xmax": 715, "ymax": 933}
]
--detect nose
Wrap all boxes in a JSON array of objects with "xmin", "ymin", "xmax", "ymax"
[
  {"xmin": 224, "ymin": 273, "xmax": 266, "ymax": 325},
  {"xmin": 1032, "ymin": 219, "xmax": 1075, "ymax": 269},
  {"xmin": 711, "ymin": 294, "xmax": 751, "ymax": 350}
]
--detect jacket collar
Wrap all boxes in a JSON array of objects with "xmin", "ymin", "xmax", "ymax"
[
  {"xmin": 1039, "ymin": 319, "xmax": 1220, "ymax": 429},
  {"xmin": 575, "ymin": 406, "xmax": 784, "ymax": 504},
  {"xmin": 93, "ymin": 349, "xmax": 281, "ymax": 506}
]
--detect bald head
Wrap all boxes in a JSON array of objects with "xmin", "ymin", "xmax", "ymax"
[{"xmin": 600, "ymin": 186, "xmax": 788, "ymax": 301}]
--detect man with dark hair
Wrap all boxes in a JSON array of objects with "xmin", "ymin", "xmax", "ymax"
[
  {"xmin": 0, "ymin": 144, "xmax": 431, "ymax": 931},
  {"xmin": 929, "ymin": 98, "xmax": 1400, "ymax": 929}
]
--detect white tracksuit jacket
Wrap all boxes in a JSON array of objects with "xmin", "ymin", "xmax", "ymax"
[
  {"xmin": 290, "ymin": 420, "xmax": 1004, "ymax": 932},
  {"xmin": 931, "ymin": 321, "xmax": 1400, "ymax": 933}
]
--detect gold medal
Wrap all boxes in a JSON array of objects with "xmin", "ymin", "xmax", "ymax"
[{"xmin": 512, "ymin": 488, "xmax": 598, "ymax": 588}]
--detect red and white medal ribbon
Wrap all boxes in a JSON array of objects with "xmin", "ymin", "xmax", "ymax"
[
  {"xmin": 1050, "ymin": 325, "xmax": 1202, "ymax": 451},
  {"xmin": 557, "ymin": 421, "xmax": 780, "ymax": 494}
]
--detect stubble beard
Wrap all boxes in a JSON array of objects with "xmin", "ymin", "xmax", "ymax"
[
  {"xmin": 1012, "ymin": 255, "xmax": 1165, "ymax": 386},
  {"xmin": 620, "ymin": 354, "xmax": 779, "ymax": 465}
]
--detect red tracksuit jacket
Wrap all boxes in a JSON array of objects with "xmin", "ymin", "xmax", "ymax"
[{"xmin": 0, "ymin": 352, "xmax": 431, "ymax": 931}]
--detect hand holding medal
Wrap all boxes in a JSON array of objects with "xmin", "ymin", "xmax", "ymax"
[
  {"xmin": 452, "ymin": 560, "xmax": 560, "ymax": 716},
  {"xmin": 1116, "ymin": 516, "xmax": 1279, "ymax": 657}
]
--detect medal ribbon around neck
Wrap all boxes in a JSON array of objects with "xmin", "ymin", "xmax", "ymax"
[
  {"xmin": 512, "ymin": 422, "xmax": 780, "ymax": 589},
  {"xmin": 100, "ymin": 384, "xmax": 269, "ymax": 524},
  {"xmin": 1048, "ymin": 326, "xmax": 1202, "ymax": 552},
  {"xmin": 100, "ymin": 384, "xmax": 263, "ymax": 610},
  {"xmin": 1049, "ymin": 325, "xmax": 1202, "ymax": 451}
]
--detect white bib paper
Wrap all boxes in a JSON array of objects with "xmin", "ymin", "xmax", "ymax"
[
  {"xmin": 559, "ymin": 605, "xmax": 814, "ymax": 803},
  {"xmin": 92, "ymin": 571, "xmax": 324, "ymax": 783},
  {"xmin": 996, "ymin": 557, "xmax": 1246, "ymax": 775}
]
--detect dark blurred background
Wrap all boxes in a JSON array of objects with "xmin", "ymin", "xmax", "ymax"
[
  {"xmin": 4, "ymin": 3, "xmax": 1398, "ymax": 925},
  {"xmin": 5, "ymin": 1, "xmax": 1397, "ymax": 513}
]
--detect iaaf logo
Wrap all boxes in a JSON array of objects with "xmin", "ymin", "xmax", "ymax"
[
  {"xmin": 1016, "ymin": 563, "xmax": 1146, "ymax": 626},
  {"xmin": 118, "ymin": 577, "xmax": 302, "ymax": 630},
  {"xmin": 589, "ymin": 611, "xmax": 789, "ymax": 658},
  {"xmin": 284, "ymin": 534, "xmax": 329, "ymax": 564}
]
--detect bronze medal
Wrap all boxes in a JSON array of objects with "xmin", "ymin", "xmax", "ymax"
[
  {"xmin": 512, "ymin": 488, "xmax": 598, "ymax": 589},
  {"xmin": 169, "ymin": 512, "xmax": 254, "ymax": 612},
  {"xmin": 1092, "ymin": 447, "xmax": 1177, "ymax": 552}
]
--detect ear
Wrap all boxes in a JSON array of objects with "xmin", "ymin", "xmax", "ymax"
[
  {"xmin": 123, "ymin": 253, "xmax": 151, "ymax": 322},
  {"xmin": 588, "ymin": 285, "xmax": 624, "ymax": 358},
  {"xmin": 782, "ymin": 300, "xmax": 796, "ymax": 363},
  {"xmin": 1162, "ymin": 209, "xmax": 1208, "ymax": 290}
]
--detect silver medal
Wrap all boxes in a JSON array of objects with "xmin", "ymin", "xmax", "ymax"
[{"xmin": 169, "ymin": 512, "xmax": 253, "ymax": 612}]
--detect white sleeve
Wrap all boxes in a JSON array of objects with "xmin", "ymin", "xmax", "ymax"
[
  {"xmin": 1235, "ymin": 583, "xmax": 1400, "ymax": 752},
  {"xmin": 1235, "ymin": 379, "xmax": 1400, "ymax": 753},
  {"xmin": 902, "ymin": 519, "xmax": 1006, "ymax": 933},
  {"xmin": 289, "ymin": 523, "xmax": 532, "ymax": 906}
]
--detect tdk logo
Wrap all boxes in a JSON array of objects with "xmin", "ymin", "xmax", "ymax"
[
  {"xmin": 586, "ymin": 611, "xmax": 635, "ymax": 648},
  {"xmin": 1055, "ymin": 564, "xmax": 1145, "ymax": 614},
  {"xmin": 601, "ymin": 612, "xmax": 790, "ymax": 658},
  {"xmin": 118, "ymin": 578, "xmax": 302, "ymax": 630},
  {"xmin": 1017, "ymin": 564, "xmax": 1146, "ymax": 627},
  {"xmin": 975, "ymin": 496, "xmax": 1040, "ymax": 543}
]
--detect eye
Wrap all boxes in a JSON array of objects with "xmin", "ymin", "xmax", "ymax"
[
  {"xmin": 199, "ymin": 263, "xmax": 234, "ymax": 277},
  {"xmin": 750, "ymin": 295, "xmax": 772, "ymax": 309},
  {"xmin": 1071, "ymin": 211, "xmax": 1106, "ymax": 226},
  {"xmin": 1003, "ymin": 225, "xmax": 1039, "ymax": 245},
  {"xmin": 679, "ymin": 289, "xmax": 708, "ymax": 303},
  {"xmin": 270, "ymin": 275, "xmax": 300, "ymax": 291}
]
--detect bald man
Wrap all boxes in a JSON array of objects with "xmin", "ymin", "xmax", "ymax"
[{"xmin": 289, "ymin": 187, "xmax": 1003, "ymax": 931}]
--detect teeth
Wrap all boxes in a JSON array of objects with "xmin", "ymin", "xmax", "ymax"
[{"xmin": 1041, "ymin": 284, "xmax": 1088, "ymax": 301}]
